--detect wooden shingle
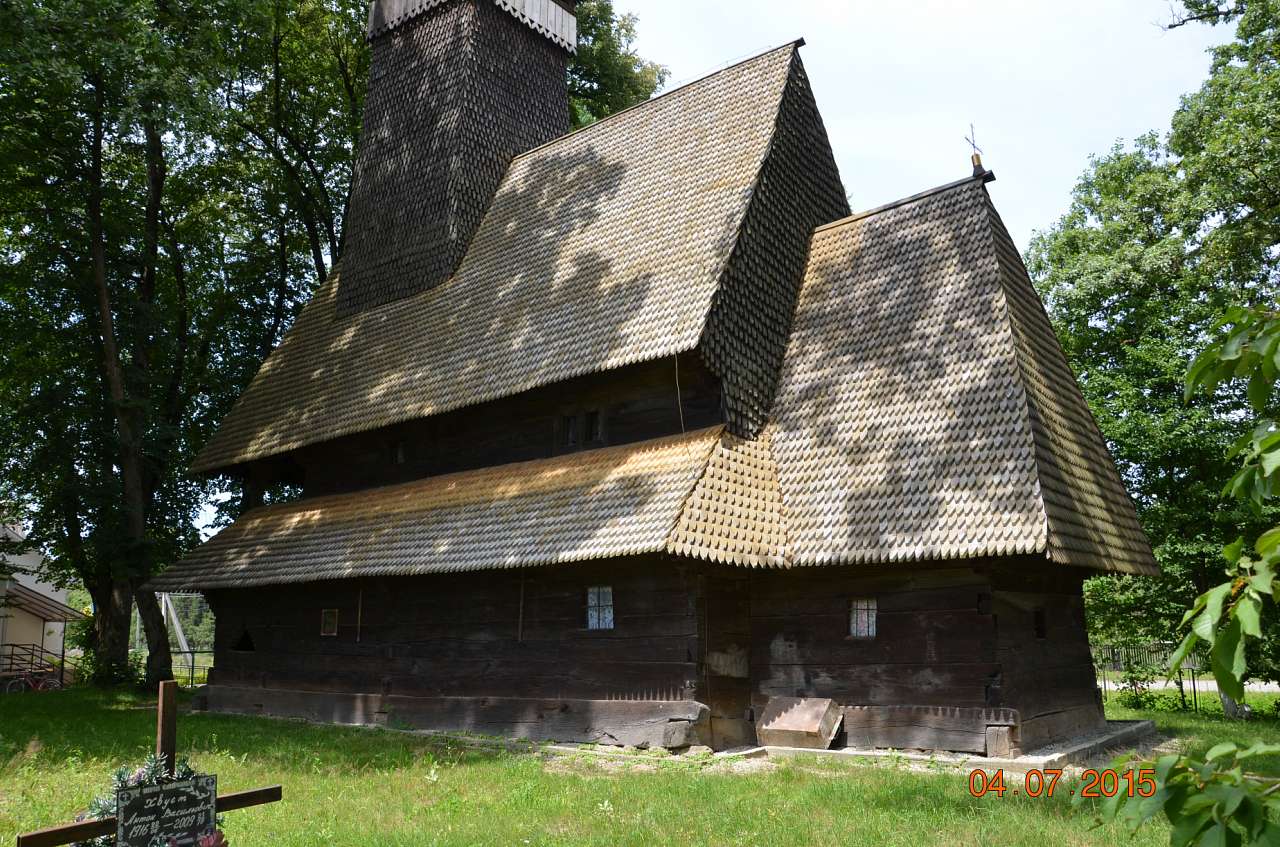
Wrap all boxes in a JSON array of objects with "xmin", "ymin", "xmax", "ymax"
[
  {"xmin": 769, "ymin": 176, "xmax": 1157, "ymax": 574},
  {"xmin": 193, "ymin": 44, "xmax": 805, "ymax": 475}
]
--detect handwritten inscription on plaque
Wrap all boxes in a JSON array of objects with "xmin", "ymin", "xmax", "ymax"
[{"xmin": 116, "ymin": 775, "xmax": 217, "ymax": 847}]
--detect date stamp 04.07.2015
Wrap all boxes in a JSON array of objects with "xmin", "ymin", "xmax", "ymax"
[{"xmin": 967, "ymin": 768, "xmax": 1158, "ymax": 799}]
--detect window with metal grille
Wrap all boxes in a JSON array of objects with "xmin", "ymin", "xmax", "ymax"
[
  {"xmin": 587, "ymin": 585, "xmax": 614, "ymax": 630},
  {"xmin": 320, "ymin": 609, "xmax": 339, "ymax": 637},
  {"xmin": 849, "ymin": 597, "xmax": 876, "ymax": 638}
]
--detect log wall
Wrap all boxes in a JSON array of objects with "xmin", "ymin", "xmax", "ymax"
[
  {"xmin": 742, "ymin": 560, "xmax": 1103, "ymax": 754},
  {"xmin": 990, "ymin": 567, "xmax": 1105, "ymax": 749},
  {"xmin": 203, "ymin": 557, "xmax": 1103, "ymax": 753},
  {"xmin": 292, "ymin": 354, "xmax": 723, "ymax": 496},
  {"xmin": 207, "ymin": 557, "xmax": 701, "ymax": 703},
  {"xmin": 747, "ymin": 565, "xmax": 999, "ymax": 710}
]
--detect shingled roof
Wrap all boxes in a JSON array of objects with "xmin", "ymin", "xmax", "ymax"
[
  {"xmin": 769, "ymin": 175, "xmax": 1157, "ymax": 575},
  {"xmin": 192, "ymin": 41, "xmax": 847, "ymax": 474},
  {"xmin": 157, "ymin": 172, "xmax": 1157, "ymax": 591},
  {"xmin": 151, "ymin": 426, "xmax": 792, "ymax": 591}
]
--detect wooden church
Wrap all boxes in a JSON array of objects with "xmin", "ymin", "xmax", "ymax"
[{"xmin": 151, "ymin": 0, "xmax": 1158, "ymax": 754}]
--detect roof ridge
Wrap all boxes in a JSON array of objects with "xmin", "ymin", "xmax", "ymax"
[
  {"xmin": 510, "ymin": 39, "xmax": 803, "ymax": 163},
  {"xmin": 814, "ymin": 170, "xmax": 996, "ymax": 234},
  {"xmin": 979, "ymin": 193, "xmax": 1157, "ymax": 574},
  {"xmin": 971, "ymin": 192, "xmax": 1053, "ymax": 560}
]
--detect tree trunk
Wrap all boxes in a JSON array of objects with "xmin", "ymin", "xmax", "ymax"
[
  {"xmin": 87, "ymin": 76, "xmax": 173, "ymax": 685},
  {"xmin": 1219, "ymin": 690, "xmax": 1249, "ymax": 719},
  {"xmin": 133, "ymin": 586, "xmax": 173, "ymax": 685},
  {"xmin": 89, "ymin": 579, "xmax": 133, "ymax": 682}
]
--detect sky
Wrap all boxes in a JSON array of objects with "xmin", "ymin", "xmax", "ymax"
[{"xmin": 618, "ymin": 0, "xmax": 1229, "ymax": 252}]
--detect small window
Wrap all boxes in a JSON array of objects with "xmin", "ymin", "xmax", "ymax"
[
  {"xmin": 1033, "ymin": 608, "xmax": 1047, "ymax": 640},
  {"xmin": 849, "ymin": 598, "xmax": 877, "ymax": 639},
  {"xmin": 392, "ymin": 441, "xmax": 406, "ymax": 465},
  {"xmin": 320, "ymin": 609, "xmax": 339, "ymax": 637},
  {"xmin": 585, "ymin": 410, "xmax": 603, "ymax": 444},
  {"xmin": 562, "ymin": 414, "xmax": 579, "ymax": 448},
  {"xmin": 586, "ymin": 585, "xmax": 614, "ymax": 630}
]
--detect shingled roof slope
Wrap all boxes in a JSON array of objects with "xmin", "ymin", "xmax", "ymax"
[
  {"xmin": 153, "ymin": 427, "xmax": 725, "ymax": 590},
  {"xmin": 699, "ymin": 53, "xmax": 850, "ymax": 433},
  {"xmin": 154, "ymin": 423, "xmax": 798, "ymax": 590},
  {"xmin": 193, "ymin": 42, "xmax": 825, "ymax": 474},
  {"xmin": 668, "ymin": 429, "xmax": 789, "ymax": 568},
  {"xmin": 156, "ymin": 175, "xmax": 1158, "ymax": 591},
  {"xmin": 769, "ymin": 176, "xmax": 1157, "ymax": 574},
  {"xmin": 985, "ymin": 204, "xmax": 1156, "ymax": 571}
]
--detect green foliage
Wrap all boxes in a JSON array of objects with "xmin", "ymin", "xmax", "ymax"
[
  {"xmin": 569, "ymin": 1, "xmax": 668, "ymax": 128},
  {"xmin": 1027, "ymin": 0, "xmax": 1280, "ymax": 659},
  {"xmin": 1176, "ymin": 303, "xmax": 1280, "ymax": 701},
  {"xmin": 1027, "ymin": 137, "xmax": 1276, "ymax": 651},
  {"xmin": 1086, "ymin": 747, "xmax": 1280, "ymax": 846},
  {"xmin": 0, "ymin": 0, "xmax": 366, "ymax": 678},
  {"xmin": 1117, "ymin": 659, "xmax": 1162, "ymax": 710},
  {"xmin": 1101, "ymin": 296, "xmax": 1280, "ymax": 847},
  {"xmin": 1037, "ymin": 3, "xmax": 1280, "ymax": 842},
  {"xmin": 67, "ymin": 613, "xmax": 143, "ymax": 686}
]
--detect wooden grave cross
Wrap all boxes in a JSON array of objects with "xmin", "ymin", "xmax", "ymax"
[{"xmin": 15, "ymin": 681, "xmax": 282, "ymax": 847}]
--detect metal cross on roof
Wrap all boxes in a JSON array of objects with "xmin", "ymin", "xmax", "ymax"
[{"xmin": 965, "ymin": 123, "xmax": 983, "ymax": 157}]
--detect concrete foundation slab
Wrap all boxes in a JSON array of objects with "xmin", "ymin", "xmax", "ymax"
[{"xmin": 765, "ymin": 719, "xmax": 1157, "ymax": 770}]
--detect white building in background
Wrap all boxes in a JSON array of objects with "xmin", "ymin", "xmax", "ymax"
[{"xmin": 1, "ymin": 526, "xmax": 83, "ymax": 660}]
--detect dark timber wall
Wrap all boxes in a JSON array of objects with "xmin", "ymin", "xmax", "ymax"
[
  {"xmin": 743, "ymin": 560, "xmax": 1102, "ymax": 755},
  {"xmin": 202, "ymin": 556, "xmax": 1102, "ymax": 753},
  {"xmin": 291, "ymin": 354, "xmax": 723, "ymax": 496},
  {"xmin": 204, "ymin": 557, "xmax": 711, "ymax": 747},
  {"xmin": 749, "ymin": 566, "xmax": 998, "ymax": 707},
  {"xmin": 990, "ymin": 568, "xmax": 1103, "ymax": 750}
]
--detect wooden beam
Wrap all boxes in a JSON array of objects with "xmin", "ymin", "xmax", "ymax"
[
  {"xmin": 155, "ymin": 680, "xmax": 177, "ymax": 776},
  {"xmin": 215, "ymin": 785, "xmax": 283, "ymax": 813},
  {"xmin": 15, "ymin": 787, "xmax": 282, "ymax": 847},
  {"xmin": 16, "ymin": 817, "xmax": 114, "ymax": 847}
]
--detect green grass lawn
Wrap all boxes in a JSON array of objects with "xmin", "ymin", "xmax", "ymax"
[{"xmin": 3, "ymin": 689, "xmax": 1275, "ymax": 847}]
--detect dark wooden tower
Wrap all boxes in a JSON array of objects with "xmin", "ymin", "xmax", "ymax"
[{"xmin": 340, "ymin": 0, "xmax": 575, "ymax": 314}]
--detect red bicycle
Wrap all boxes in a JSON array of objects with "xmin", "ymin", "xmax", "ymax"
[{"xmin": 3, "ymin": 671, "xmax": 63, "ymax": 694}]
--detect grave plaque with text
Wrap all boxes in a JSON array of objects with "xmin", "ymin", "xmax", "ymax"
[{"xmin": 115, "ymin": 775, "xmax": 217, "ymax": 847}]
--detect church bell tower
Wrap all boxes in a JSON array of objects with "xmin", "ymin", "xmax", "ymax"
[{"xmin": 338, "ymin": 0, "xmax": 576, "ymax": 315}]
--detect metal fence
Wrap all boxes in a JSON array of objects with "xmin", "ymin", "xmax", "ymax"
[
  {"xmin": 1092, "ymin": 641, "xmax": 1211, "ymax": 712},
  {"xmin": 129, "ymin": 649, "xmax": 215, "ymax": 689},
  {"xmin": 128, "ymin": 591, "xmax": 215, "ymax": 689},
  {"xmin": 0, "ymin": 642, "xmax": 72, "ymax": 689},
  {"xmin": 1093, "ymin": 641, "xmax": 1204, "ymax": 673}
]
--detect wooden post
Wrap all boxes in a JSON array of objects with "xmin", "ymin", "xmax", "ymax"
[
  {"xmin": 155, "ymin": 680, "xmax": 177, "ymax": 776},
  {"xmin": 516, "ymin": 578, "xmax": 525, "ymax": 643}
]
